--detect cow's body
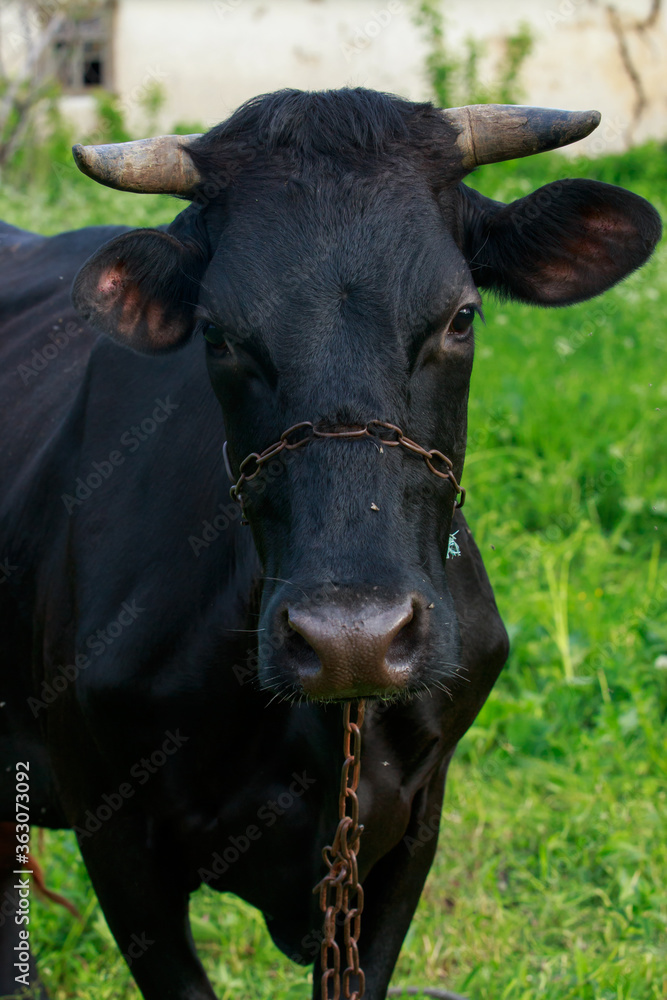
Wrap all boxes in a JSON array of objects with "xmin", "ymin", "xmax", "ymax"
[
  {"xmin": 0, "ymin": 221, "xmax": 507, "ymax": 998},
  {"xmin": 0, "ymin": 88, "xmax": 660, "ymax": 1000}
]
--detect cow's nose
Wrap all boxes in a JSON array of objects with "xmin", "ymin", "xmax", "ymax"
[{"xmin": 286, "ymin": 596, "xmax": 419, "ymax": 699}]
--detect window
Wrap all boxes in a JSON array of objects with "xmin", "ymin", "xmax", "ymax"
[{"xmin": 52, "ymin": 4, "xmax": 114, "ymax": 94}]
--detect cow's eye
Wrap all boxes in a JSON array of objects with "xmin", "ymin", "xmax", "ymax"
[
  {"xmin": 449, "ymin": 307, "xmax": 475, "ymax": 335},
  {"xmin": 203, "ymin": 324, "xmax": 230, "ymax": 354}
]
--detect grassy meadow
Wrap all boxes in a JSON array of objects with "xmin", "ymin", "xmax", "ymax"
[{"xmin": 1, "ymin": 140, "xmax": 665, "ymax": 1000}]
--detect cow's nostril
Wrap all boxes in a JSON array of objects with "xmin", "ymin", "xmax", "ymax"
[
  {"xmin": 386, "ymin": 603, "xmax": 418, "ymax": 668},
  {"xmin": 283, "ymin": 615, "xmax": 322, "ymax": 673}
]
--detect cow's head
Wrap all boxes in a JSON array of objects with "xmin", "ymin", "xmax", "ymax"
[{"xmin": 72, "ymin": 89, "xmax": 661, "ymax": 702}]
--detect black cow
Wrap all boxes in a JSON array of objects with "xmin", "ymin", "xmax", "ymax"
[{"xmin": 0, "ymin": 89, "xmax": 660, "ymax": 1000}]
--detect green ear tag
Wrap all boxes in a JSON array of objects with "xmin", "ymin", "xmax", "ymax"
[{"xmin": 447, "ymin": 531, "xmax": 461, "ymax": 559}]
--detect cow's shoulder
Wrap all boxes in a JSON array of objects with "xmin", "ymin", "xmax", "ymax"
[{"xmin": 0, "ymin": 220, "xmax": 41, "ymax": 251}]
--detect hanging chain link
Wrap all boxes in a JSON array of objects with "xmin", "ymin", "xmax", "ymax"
[
  {"xmin": 314, "ymin": 699, "xmax": 367, "ymax": 1000},
  {"xmin": 224, "ymin": 420, "xmax": 465, "ymax": 517}
]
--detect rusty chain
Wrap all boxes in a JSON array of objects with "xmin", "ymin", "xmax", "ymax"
[
  {"xmin": 224, "ymin": 420, "xmax": 465, "ymax": 517},
  {"xmin": 314, "ymin": 700, "xmax": 367, "ymax": 1000}
]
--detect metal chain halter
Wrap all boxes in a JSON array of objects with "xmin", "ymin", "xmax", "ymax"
[
  {"xmin": 314, "ymin": 700, "xmax": 367, "ymax": 1000},
  {"xmin": 224, "ymin": 420, "xmax": 465, "ymax": 516},
  {"xmin": 224, "ymin": 430, "xmax": 463, "ymax": 997}
]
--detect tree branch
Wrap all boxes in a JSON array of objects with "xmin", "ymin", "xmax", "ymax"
[
  {"xmin": 601, "ymin": 0, "xmax": 662, "ymax": 145},
  {"xmin": 634, "ymin": 0, "xmax": 661, "ymax": 31},
  {"xmin": 0, "ymin": 3, "xmax": 67, "ymax": 166}
]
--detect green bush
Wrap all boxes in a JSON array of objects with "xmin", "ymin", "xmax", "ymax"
[{"xmin": 412, "ymin": 0, "xmax": 534, "ymax": 108}]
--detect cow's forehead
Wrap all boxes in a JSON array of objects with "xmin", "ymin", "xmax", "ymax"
[{"xmin": 198, "ymin": 172, "xmax": 475, "ymax": 344}]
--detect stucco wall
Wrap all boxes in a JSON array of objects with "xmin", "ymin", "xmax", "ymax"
[{"xmin": 109, "ymin": 0, "xmax": 667, "ymax": 154}]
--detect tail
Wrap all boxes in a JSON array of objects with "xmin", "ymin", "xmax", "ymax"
[{"xmin": 0, "ymin": 821, "xmax": 82, "ymax": 919}]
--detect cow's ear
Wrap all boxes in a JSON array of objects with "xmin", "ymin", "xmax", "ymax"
[
  {"xmin": 72, "ymin": 212, "xmax": 208, "ymax": 354},
  {"xmin": 460, "ymin": 179, "xmax": 661, "ymax": 306}
]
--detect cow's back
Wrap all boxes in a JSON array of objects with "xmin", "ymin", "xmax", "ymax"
[
  {"xmin": 1, "ymin": 224, "xmax": 129, "ymax": 803},
  {"xmin": 0, "ymin": 218, "xmax": 255, "ymax": 827}
]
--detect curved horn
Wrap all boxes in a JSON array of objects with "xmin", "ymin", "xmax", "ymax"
[
  {"xmin": 72, "ymin": 134, "xmax": 203, "ymax": 195},
  {"xmin": 442, "ymin": 105, "xmax": 601, "ymax": 168}
]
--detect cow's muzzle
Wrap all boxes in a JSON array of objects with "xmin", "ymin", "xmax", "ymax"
[{"xmin": 268, "ymin": 592, "xmax": 429, "ymax": 700}]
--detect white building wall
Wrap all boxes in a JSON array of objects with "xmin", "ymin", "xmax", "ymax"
[
  {"xmin": 2, "ymin": 0, "xmax": 666, "ymax": 154},
  {"xmin": 108, "ymin": 0, "xmax": 667, "ymax": 155}
]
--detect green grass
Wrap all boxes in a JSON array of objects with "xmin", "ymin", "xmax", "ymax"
[{"xmin": 2, "ymin": 141, "xmax": 666, "ymax": 999}]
